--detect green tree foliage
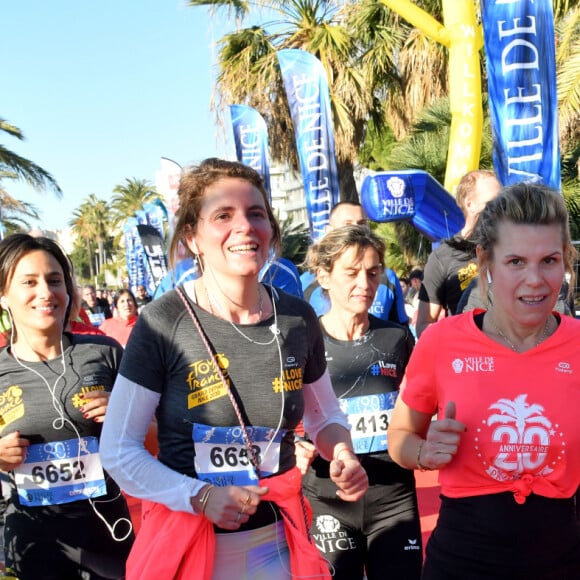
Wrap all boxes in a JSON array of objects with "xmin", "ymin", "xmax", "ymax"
[
  {"xmin": 69, "ymin": 194, "xmax": 113, "ymax": 283},
  {"xmin": 110, "ymin": 178, "xmax": 160, "ymax": 227},
  {"xmin": 278, "ymin": 215, "xmax": 310, "ymax": 270},
  {"xmin": 0, "ymin": 171, "xmax": 40, "ymax": 235},
  {"xmin": 0, "ymin": 118, "xmax": 61, "ymax": 196}
]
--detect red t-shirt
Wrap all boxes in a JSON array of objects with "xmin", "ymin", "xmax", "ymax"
[
  {"xmin": 402, "ymin": 310, "xmax": 580, "ymax": 503},
  {"xmin": 99, "ymin": 315, "xmax": 137, "ymax": 347}
]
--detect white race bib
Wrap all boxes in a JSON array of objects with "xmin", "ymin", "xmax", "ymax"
[
  {"xmin": 193, "ymin": 424, "xmax": 285, "ymax": 486},
  {"xmin": 340, "ymin": 393, "xmax": 398, "ymax": 454},
  {"xmin": 14, "ymin": 436, "xmax": 106, "ymax": 506}
]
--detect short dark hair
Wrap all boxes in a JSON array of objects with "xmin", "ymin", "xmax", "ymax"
[{"xmin": 409, "ymin": 269, "xmax": 423, "ymax": 281}]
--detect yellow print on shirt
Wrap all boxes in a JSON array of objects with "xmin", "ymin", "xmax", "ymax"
[
  {"xmin": 187, "ymin": 353, "xmax": 230, "ymax": 408},
  {"xmin": 72, "ymin": 385, "xmax": 107, "ymax": 409},
  {"xmin": 458, "ymin": 263, "xmax": 478, "ymax": 292},
  {"xmin": 272, "ymin": 367, "xmax": 303, "ymax": 394},
  {"xmin": 0, "ymin": 385, "xmax": 24, "ymax": 434}
]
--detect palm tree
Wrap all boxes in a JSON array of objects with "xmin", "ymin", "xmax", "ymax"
[
  {"xmin": 346, "ymin": 0, "xmax": 447, "ymax": 140},
  {"xmin": 109, "ymin": 178, "xmax": 160, "ymax": 227},
  {"xmin": 190, "ymin": 0, "xmax": 580, "ymax": 268},
  {"xmin": 69, "ymin": 195, "xmax": 112, "ymax": 282},
  {"xmin": 187, "ymin": 0, "xmax": 398, "ymax": 199},
  {"xmin": 0, "ymin": 171, "xmax": 41, "ymax": 235},
  {"xmin": 555, "ymin": 4, "xmax": 580, "ymax": 155},
  {"xmin": 278, "ymin": 215, "xmax": 310, "ymax": 269},
  {"xmin": 0, "ymin": 118, "xmax": 61, "ymax": 195}
]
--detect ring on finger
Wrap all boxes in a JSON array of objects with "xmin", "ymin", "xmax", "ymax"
[
  {"xmin": 244, "ymin": 493, "xmax": 251, "ymax": 505},
  {"xmin": 236, "ymin": 512, "xmax": 242, "ymax": 522},
  {"xmin": 240, "ymin": 503, "xmax": 247, "ymax": 515}
]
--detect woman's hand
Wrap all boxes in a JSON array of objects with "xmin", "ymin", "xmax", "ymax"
[
  {"xmin": 329, "ymin": 445, "xmax": 368, "ymax": 502},
  {"xmin": 200, "ymin": 484, "xmax": 269, "ymax": 530},
  {"xmin": 419, "ymin": 402, "xmax": 465, "ymax": 470},
  {"xmin": 295, "ymin": 439, "xmax": 318, "ymax": 475},
  {"xmin": 0, "ymin": 431, "xmax": 29, "ymax": 471},
  {"xmin": 80, "ymin": 391, "xmax": 111, "ymax": 423}
]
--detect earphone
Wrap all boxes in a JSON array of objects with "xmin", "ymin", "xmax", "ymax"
[
  {"xmin": 486, "ymin": 269, "xmax": 493, "ymax": 285},
  {"xmin": 65, "ymin": 294, "xmax": 70, "ymax": 308},
  {"xmin": 8, "ymin": 331, "xmax": 132, "ymax": 543},
  {"xmin": 6, "ymin": 297, "xmax": 131, "ymax": 543},
  {"xmin": 192, "ymin": 240, "xmax": 199, "ymax": 254}
]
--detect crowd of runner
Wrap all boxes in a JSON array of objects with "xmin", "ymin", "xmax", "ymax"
[{"xmin": 0, "ymin": 160, "xmax": 579, "ymax": 579}]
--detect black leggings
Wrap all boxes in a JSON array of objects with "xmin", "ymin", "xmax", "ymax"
[
  {"xmin": 4, "ymin": 491, "xmax": 134, "ymax": 580},
  {"xmin": 423, "ymin": 493, "xmax": 580, "ymax": 580},
  {"xmin": 304, "ymin": 463, "xmax": 422, "ymax": 580}
]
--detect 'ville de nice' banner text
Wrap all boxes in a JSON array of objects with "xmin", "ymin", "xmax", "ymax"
[
  {"xmin": 481, "ymin": 0, "xmax": 560, "ymax": 189},
  {"xmin": 230, "ymin": 104, "xmax": 271, "ymax": 199},
  {"xmin": 277, "ymin": 49, "xmax": 340, "ymax": 241}
]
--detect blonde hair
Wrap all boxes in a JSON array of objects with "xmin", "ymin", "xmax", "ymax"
[
  {"xmin": 305, "ymin": 224, "xmax": 386, "ymax": 275},
  {"xmin": 455, "ymin": 169, "xmax": 498, "ymax": 216}
]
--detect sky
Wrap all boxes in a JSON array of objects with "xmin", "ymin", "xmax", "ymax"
[{"xmin": 3, "ymin": 1, "xmax": 237, "ymax": 231}]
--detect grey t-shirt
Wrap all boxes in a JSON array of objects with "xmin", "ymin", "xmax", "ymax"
[{"xmin": 119, "ymin": 286, "xmax": 327, "ymax": 479}]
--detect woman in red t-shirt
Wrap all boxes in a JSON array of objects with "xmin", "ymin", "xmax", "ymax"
[{"xmin": 388, "ymin": 183, "xmax": 580, "ymax": 579}]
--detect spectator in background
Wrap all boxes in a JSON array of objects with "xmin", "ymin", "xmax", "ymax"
[
  {"xmin": 81, "ymin": 283, "xmax": 112, "ymax": 327},
  {"xmin": 415, "ymin": 169, "xmax": 500, "ymax": 337},
  {"xmin": 405, "ymin": 269, "xmax": 424, "ymax": 337},
  {"xmin": 105, "ymin": 289, "xmax": 116, "ymax": 314},
  {"xmin": 406, "ymin": 269, "xmax": 423, "ymax": 306},
  {"xmin": 301, "ymin": 201, "xmax": 409, "ymax": 325},
  {"xmin": 67, "ymin": 285, "xmax": 105, "ymax": 336},
  {"xmin": 135, "ymin": 284, "xmax": 153, "ymax": 313},
  {"xmin": 260, "ymin": 255, "xmax": 304, "ymax": 298},
  {"xmin": 99, "ymin": 289, "xmax": 139, "ymax": 347}
]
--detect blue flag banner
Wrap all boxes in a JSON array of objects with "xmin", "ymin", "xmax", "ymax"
[
  {"xmin": 143, "ymin": 200, "xmax": 168, "ymax": 240},
  {"xmin": 134, "ymin": 209, "xmax": 147, "ymax": 225},
  {"xmin": 277, "ymin": 49, "xmax": 340, "ymax": 241},
  {"xmin": 361, "ymin": 170, "xmax": 465, "ymax": 242},
  {"xmin": 136, "ymin": 224, "xmax": 168, "ymax": 296},
  {"xmin": 481, "ymin": 0, "xmax": 560, "ymax": 189},
  {"xmin": 123, "ymin": 218, "xmax": 146, "ymax": 291},
  {"xmin": 230, "ymin": 105, "xmax": 271, "ymax": 199}
]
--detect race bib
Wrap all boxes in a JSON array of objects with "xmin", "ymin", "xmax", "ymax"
[
  {"xmin": 340, "ymin": 393, "xmax": 398, "ymax": 454},
  {"xmin": 87, "ymin": 312, "xmax": 105, "ymax": 327},
  {"xmin": 14, "ymin": 436, "xmax": 106, "ymax": 506},
  {"xmin": 193, "ymin": 424, "xmax": 285, "ymax": 486}
]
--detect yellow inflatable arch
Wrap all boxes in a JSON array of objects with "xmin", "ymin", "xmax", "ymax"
[{"xmin": 380, "ymin": 0, "xmax": 483, "ymax": 194}]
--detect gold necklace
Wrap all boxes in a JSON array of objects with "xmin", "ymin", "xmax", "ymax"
[
  {"xmin": 488, "ymin": 314, "xmax": 551, "ymax": 353},
  {"xmin": 202, "ymin": 281, "xmax": 277, "ymax": 346},
  {"xmin": 204, "ymin": 283, "xmax": 263, "ymax": 323}
]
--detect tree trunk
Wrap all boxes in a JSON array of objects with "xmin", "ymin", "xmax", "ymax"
[{"xmin": 337, "ymin": 158, "xmax": 359, "ymax": 203}]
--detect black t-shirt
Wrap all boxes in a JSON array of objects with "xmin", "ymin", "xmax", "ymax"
[
  {"xmin": 306, "ymin": 315, "xmax": 415, "ymax": 487},
  {"xmin": 419, "ymin": 237, "xmax": 478, "ymax": 315}
]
